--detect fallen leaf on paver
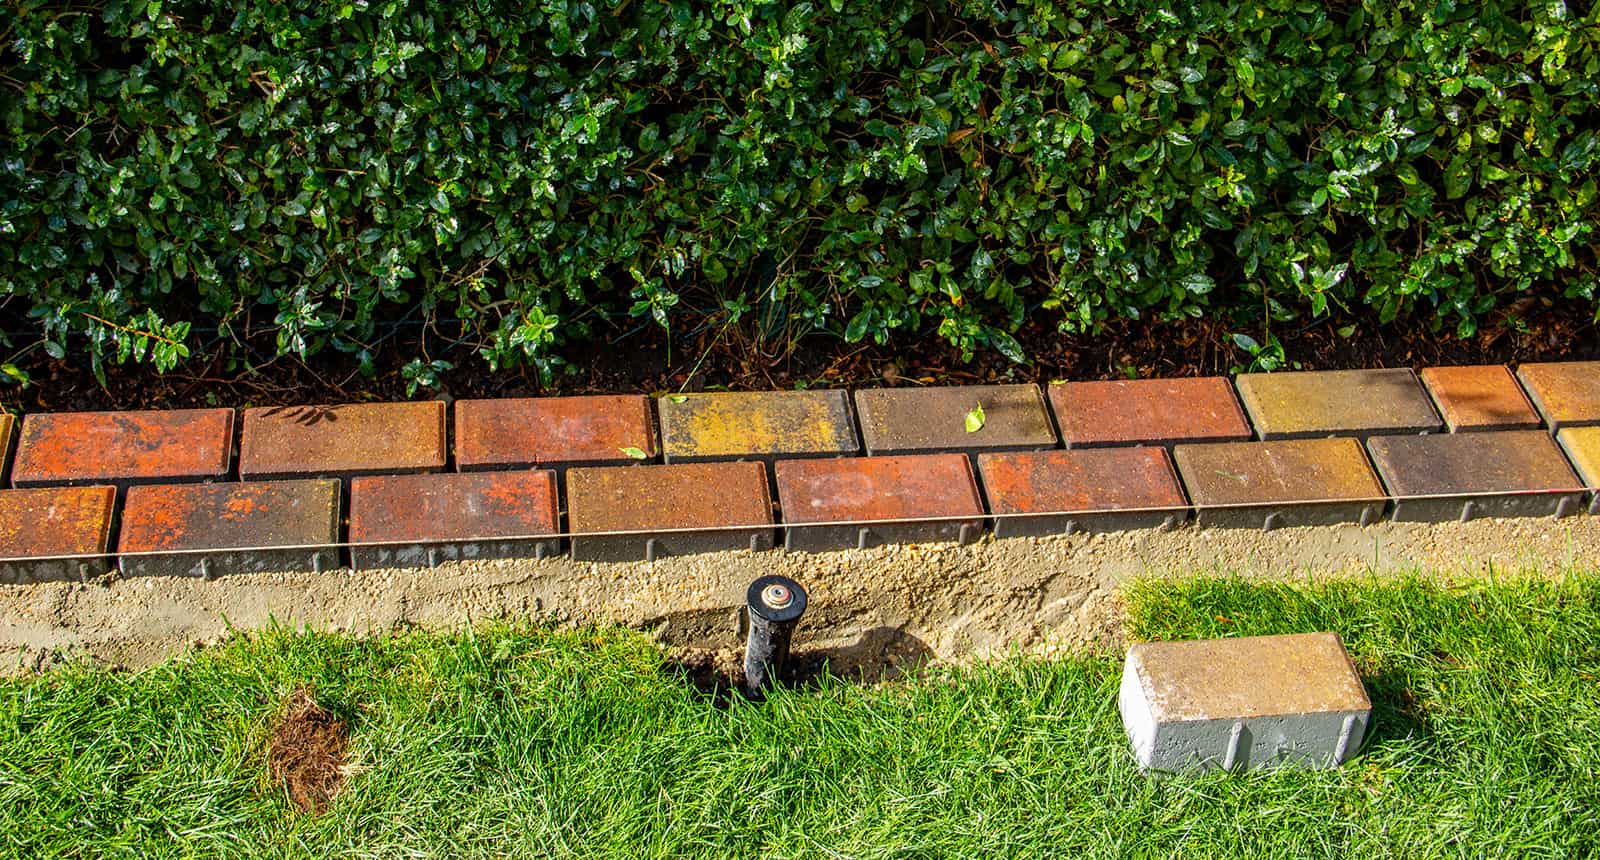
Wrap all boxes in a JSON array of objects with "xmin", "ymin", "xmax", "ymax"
[
  {"xmin": 964, "ymin": 403, "xmax": 986, "ymax": 433},
  {"xmin": 669, "ymin": 395, "xmax": 689, "ymax": 403},
  {"xmin": 619, "ymin": 446, "xmax": 648, "ymax": 460}
]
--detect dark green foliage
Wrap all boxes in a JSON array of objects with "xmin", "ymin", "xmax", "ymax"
[{"xmin": 3, "ymin": 0, "xmax": 1597, "ymax": 379}]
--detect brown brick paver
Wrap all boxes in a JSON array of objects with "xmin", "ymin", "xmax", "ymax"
[
  {"xmin": 349, "ymin": 471, "xmax": 560, "ymax": 568},
  {"xmin": 1173, "ymin": 438, "xmax": 1386, "ymax": 528},
  {"xmin": 567, "ymin": 461, "xmax": 774, "ymax": 561},
  {"xmin": 1234, "ymin": 369, "xmax": 1441, "ymax": 439},
  {"xmin": 774, "ymin": 454, "xmax": 984, "ymax": 551},
  {"xmin": 658, "ymin": 390, "xmax": 858, "ymax": 462},
  {"xmin": 0, "ymin": 486, "xmax": 116, "ymax": 583},
  {"xmin": 1516, "ymin": 361, "xmax": 1600, "ymax": 432},
  {"xmin": 12, "ymin": 409, "xmax": 234, "ymax": 487},
  {"xmin": 1048, "ymin": 377, "xmax": 1251, "ymax": 448},
  {"xmin": 455, "ymin": 395, "xmax": 656, "ymax": 469},
  {"xmin": 239, "ymin": 402, "xmax": 446, "ymax": 479},
  {"xmin": 854, "ymin": 384, "xmax": 1056, "ymax": 455},
  {"xmin": 1557, "ymin": 427, "xmax": 1600, "ymax": 515},
  {"xmin": 1418, "ymin": 365, "xmax": 1541, "ymax": 432},
  {"xmin": 1366, "ymin": 431, "xmax": 1583, "ymax": 522},
  {"xmin": 119, "ymin": 480, "xmax": 341, "ymax": 577},
  {"xmin": 979, "ymin": 447, "xmax": 1188, "ymax": 537}
]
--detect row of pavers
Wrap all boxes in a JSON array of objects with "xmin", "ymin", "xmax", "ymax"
[{"xmin": 1, "ymin": 363, "xmax": 1598, "ymax": 581}]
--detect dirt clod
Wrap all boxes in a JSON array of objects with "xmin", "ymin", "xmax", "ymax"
[{"xmin": 266, "ymin": 689, "xmax": 349, "ymax": 814}]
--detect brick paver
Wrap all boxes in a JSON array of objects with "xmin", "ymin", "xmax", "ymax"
[
  {"xmin": 11, "ymin": 408, "xmax": 234, "ymax": 487},
  {"xmin": 1557, "ymin": 427, "xmax": 1600, "ymax": 515},
  {"xmin": 1173, "ymin": 438, "xmax": 1386, "ymax": 528},
  {"xmin": 0, "ymin": 414, "xmax": 13, "ymax": 483},
  {"xmin": 1234, "ymin": 369, "xmax": 1441, "ymax": 439},
  {"xmin": 239, "ymin": 402, "xmax": 446, "ymax": 479},
  {"xmin": 978, "ymin": 447, "xmax": 1188, "ymax": 537},
  {"xmin": 0, "ymin": 486, "xmax": 116, "ymax": 584},
  {"xmin": 854, "ymin": 384, "xmax": 1056, "ymax": 455},
  {"xmin": 1418, "ymin": 365, "xmax": 1541, "ymax": 432},
  {"xmin": 349, "ymin": 471, "xmax": 561, "ymax": 568},
  {"xmin": 1366, "ymin": 431, "xmax": 1583, "ymax": 522},
  {"xmin": 119, "ymin": 479, "xmax": 341, "ymax": 577},
  {"xmin": 455, "ymin": 395, "xmax": 656, "ymax": 470},
  {"xmin": 773, "ymin": 454, "xmax": 984, "ymax": 551},
  {"xmin": 1048, "ymin": 377, "xmax": 1251, "ymax": 448},
  {"xmin": 567, "ymin": 461, "xmax": 774, "ymax": 561},
  {"xmin": 1516, "ymin": 361, "xmax": 1600, "ymax": 432},
  {"xmin": 658, "ymin": 390, "xmax": 858, "ymax": 462}
]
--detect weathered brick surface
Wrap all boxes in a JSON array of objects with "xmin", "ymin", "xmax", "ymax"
[
  {"xmin": 11, "ymin": 408, "xmax": 234, "ymax": 487},
  {"xmin": 1048, "ymin": 377, "xmax": 1250, "ymax": 448},
  {"xmin": 979, "ymin": 448, "xmax": 1188, "ymax": 538},
  {"xmin": 1173, "ymin": 438, "xmax": 1386, "ymax": 528},
  {"xmin": 239, "ymin": 402, "xmax": 446, "ymax": 478},
  {"xmin": 1234, "ymin": 369, "xmax": 1441, "ymax": 439},
  {"xmin": 1120, "ymin": 632, "xmax": 1370, "ymax": 771},
  {"xmin": 854, "ymin": 384, "xmax": 1056, "ymax": 455},
  {"xmin": 0, "ymin": 486, "xmax": 116, "ymax": 584},
  {"xmin": 1418, "ymin": 365, "xmax": 1541, "ymax": 432},
  {"xmin": 349, "ymin": 471, "xmax": 560, "ymax": 568},
  {"xmin": 1366, "ymin": 431, "xmax": 1583, "ymax": 522},
  {"xmin": 567, "ymin": 461, "xmax": 774, "ymax": 561},
  {"xmin": 1557, "ymin": 427, "xmax": 1600, "ymax": 515},
  {"xmin": 658, "ymin": 390, "xmax": 858, "ymax": 462},
  {"xmin": 119, "ymin": 480, "xmax": 341, "ymax": 577},
  {"xmin": 1516, "ymin": 361, "xmax": 1600, "ymax": 432},
  {"xmin": 455, "ymin": 395, "xmax": 656, "ymax": 470},
  {"xmin": 774, "ymin": 454, "xmax": 984, "ymax": 551},
  {"xmin": 0, "ymin": 413, "xmax": 14, "ymax": 483}
]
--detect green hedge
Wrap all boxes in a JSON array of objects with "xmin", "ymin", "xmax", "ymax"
[{"xmin": 3, "ymin": 0, "xmax": 1597, "ymax": 381}]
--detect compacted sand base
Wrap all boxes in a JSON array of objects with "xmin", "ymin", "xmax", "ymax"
[{"xmin": 3, "ymin": 517, "xmax": 1598, "ymax": 675}]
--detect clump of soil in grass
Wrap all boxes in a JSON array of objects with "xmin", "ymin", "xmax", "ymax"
[{"xmin": 266, "ymin": 689, "xmax": 349, "ymax": 814}]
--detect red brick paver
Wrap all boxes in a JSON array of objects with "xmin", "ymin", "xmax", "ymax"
[
  {"xmin": 1516, "ymin": 361, "xmax": 1600, "ymax": 432},
  {"xmin": 119, "ymin": 480, "xmax": 341, "ymax": 577},
  {"xmin": 658, "ymin": 390, "xmax": 858, "ymax": 462},
  {"xmin": 1173, "ymin": 438, "xmax": 1387, "ymax": 528},
  {"xmin": 1557, "ymin": 427, "xmax": 1600, "ymax": 515},
  {"xmin": 239, "ymin": 402, "xmax": 446, "ymax": 479},
  {"xmin": 854, "ymin": 384, "xmax": 1056, "ymax": 455},
  {"xmin": 455, "ymin": 395, "xmax": 656, "ymax": 470},
  {"xmin": 1418, "ymin": 365, "xmax": 1541, "ymax": 432},
  {"xmin": 1234, "ymin": 369, "xmax": 1441, "ymax": 439},
  {"xmin": 11, "ymin": 409, "xmax": 234, "ymax": 487},
  {"xmin": 978, "ymin": 448, "xmax": 1188, "ymax": 537},
  {"xmin": 1048, "ymin": 377, "xmax": 1251, "ymax": 448},
  {"xmin": 0, "ymin": 486, "xmax": 116, "ymax": 583},
  {"xmin": 349, "ymin": 471, "xmax": 560, "ymax": 568},
  {"xmin": 774, "ymin": 454, "xmax": 984, "ymax": 551},
  {"xmin": 1366, "ymin": 431, "xmax": 1583, "ymax": 522},
  {"xmin": 567, "ymin": 461, "xmax": 774, "ymax": 561}
]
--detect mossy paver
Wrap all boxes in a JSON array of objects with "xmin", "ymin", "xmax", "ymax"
[
  {"xmin": 1173, "ymin": 438, "xmax": 1386, "ymax": 529},
  {"xmin": 567, "ymin": 461, "xmax": 774, "ymax": 561},
  {"xmin": 455, "ymin": 395, "xmax": 656, "ymax": 470},
  {"xmin": 978, "ymin": 448, "xmax": 1188, "ymax": 537},
  {"xmin": 1048, "ymin": 377, "xmax": 1250, "ymax": 448},
  {"xmin": 657, "ymin": 390, "xmax": 857, "ymax": 463},
  {"xmin": 773, "ymin": 454, "xmax": 984, "ymax": 552},
  {"xmin": 11, "ymin": 409, "xmax": 235, "ymax": 487},
  {"xmin": 854, "ymin": 384, "xmax": 1056, "ymax": 455},
  {"xmin": 1234, "ymin": 369, "xmax": 1441, "ymax": 439},
  {"xmin": 1516, "ymin": 361, "xmax": 1600, "ymax": 432},
  {"xmin": 349, "ymin": 471, "xmax": 561, "ymax": 569},
  {"xmin": 1120, "ymin": 632, "xmax": 1370, "ymax": 772},
  {"xmin": 0, "ymin": 486, "xmax": 116, "ymax": 583},
  {"xmin": 1418, "ymin": 365, "xmax": 1542, "ymax": 432},
  {"xmin": 1366, "ymin": 431, "xmax": 1584, "ymax": 522},
  {"xmin": 118, "ymin": 480, "xmax": 341, "ymax": 578},
  {"xmin": 239, "ymin": 402, "xmax": 446, "ymax": 479},
  {"xmin": 1556, "ymin": 427, "xmax": 1600, "ymax": 515}
]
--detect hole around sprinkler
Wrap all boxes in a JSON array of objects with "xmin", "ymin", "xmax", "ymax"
[{"xmin": 266, "ymin": 688, "xmax": 350, "ymax": 814}]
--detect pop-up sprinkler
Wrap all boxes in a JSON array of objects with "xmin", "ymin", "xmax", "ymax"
[{"xmin": 743, "ymin": 575, "xmax": 807, "ymax": 699}]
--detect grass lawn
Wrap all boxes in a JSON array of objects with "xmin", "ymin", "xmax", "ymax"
[{"xmin": 3, "ymin": 571, "xmax": 1598, "ymax": 858}]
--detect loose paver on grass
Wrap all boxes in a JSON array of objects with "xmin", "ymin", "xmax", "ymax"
[
  {"xmin": 854, "ymin": 384, "xmax": 1056, "ymax": 455},
  {"xmin": 1047, "ymin": 377, "xmax": 1251, "ymax": 448},
  {"xmin": 1366, "ymin": 430, "xmax": 1584, "ymax": 522},
  {"xmin": 567, "ymin": 461, "xmax": 774, "ymax": 561},
  {"xmin": 1119, "ymin": 632, "xmax": 1371, "ymax": 772},
  {"xmin": 455, "ymin": 395, "xmax": 656, "ymax": 470},
  {"xmin": 773, "ymin": 453, "xmax": 984, "ymax": 551},
  {"xmin": 118, "ymin": 480, "xmax": 341, "ymax": 578},
  {"xmin": 1234, "ymin": 369, "xmax": 1441, "ymax": 439},
  {"xmin": 10, "ymin": 409, "xmax": 235, "ymax": 487},
  {"xmin": 1556, "ymin": 427, "xmax": 1600, "ymax": 515},
  {"xmin": 1173, "ymin": 437, "xmax": 1386, "ymax": 528},
  {"xmin": 349, "ymin": 471, "xmax": 561, "ymax": 569},
  {"xmin": 0, "ymin": 486, "xmax": 116, "ymax": 584},
  {"xmin": 239, "ymin": 402, "xmax": 447, "ymax": 479},
  {"xmin": 1516, "ymin": 361, "xmax": 1600, "ymax": 432},
  {"xmin": 657, "ymin": 390, "xmax": 858, "ymax": 463},
  {"xmin": 978, "ymin": 448, "xmax": 1189, "ymax": 537},
  {"xmin": 1418, "ymin": 365, "xmax": 1542, "ymax": 433}
]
